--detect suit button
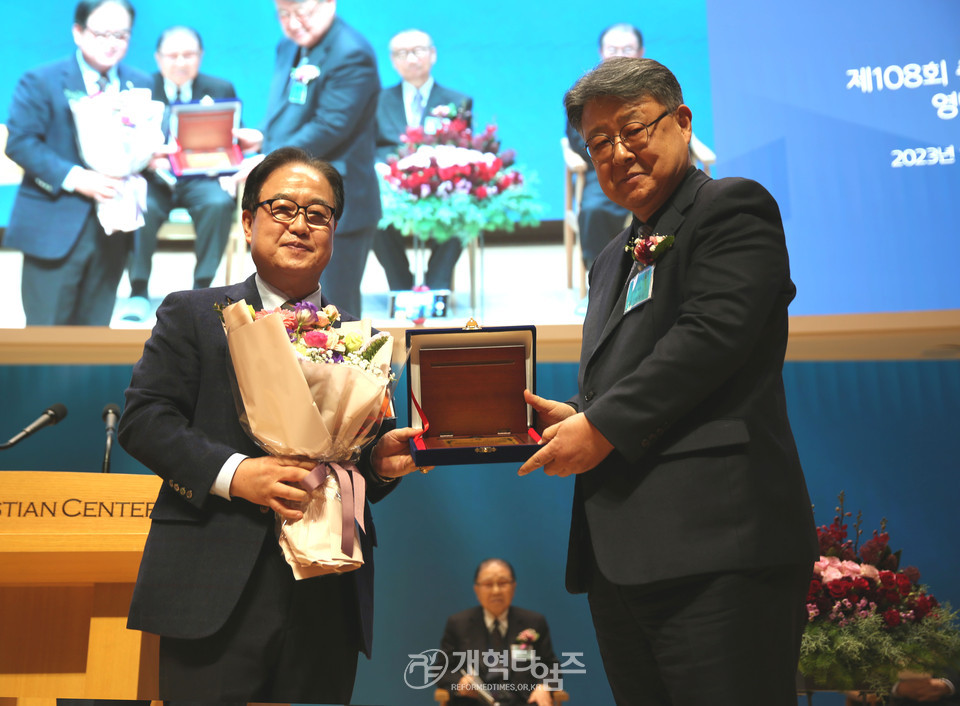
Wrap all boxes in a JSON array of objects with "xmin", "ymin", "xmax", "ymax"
[
  {"xmin": 168, "ymin": 479, "xmax": 175, "ymax": 488},
  {"xmin": 179, "ymin": 487, "xmax": 186, "ymax": 496},
  {"xmin": 584, "ymin": 391, "xmax": 594, "ymax": 402},
  {"xmin": 173, "ymin": 482, "xmax": 180, "ymax": 491},
  {"xmin": 186, "ymin": 490, "xmax": 193, "ymax": 499}
]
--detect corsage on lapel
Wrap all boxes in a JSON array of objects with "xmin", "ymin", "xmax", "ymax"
[
  {"xmin": 626, "ymin": 231, "xmax": 675, "ymax": 267},
  {"xmin": 513, "ymin": 628, "xmax": 540, "ymax": 649},
  {"xmin": 289, "ymin": 64, "xmax": 321, "ymax": 105}
]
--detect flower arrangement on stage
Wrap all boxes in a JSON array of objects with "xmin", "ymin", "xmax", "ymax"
[
  {"xmin": 377, "ymin": 104, "xmax": 542, "ymax": 244},
  {"xmin": 218, "ymin": 299, "xmax": 396, "ymax": 580},
  {"xmin": 799, "ymin": 492, "xmax": 960, "ymax": 695}
]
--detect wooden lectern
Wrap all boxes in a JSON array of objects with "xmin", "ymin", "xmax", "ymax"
[{"xmin": 0, "ymin": 471, "xmax": 161, "ymax": 703}]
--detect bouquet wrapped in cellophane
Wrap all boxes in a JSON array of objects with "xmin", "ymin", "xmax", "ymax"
[
  {"xmin": 67, "ymin": 86, "xmax": 165, "ymax": 234},
  {"xmin": 220, "ymin": 299, "xmax": 395, "ymax": 579}
]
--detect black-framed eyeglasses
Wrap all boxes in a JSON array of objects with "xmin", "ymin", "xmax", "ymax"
[
  {"xmin": 256, "ymin": 198, "xmax": 335, "ymax": 228},
  {"xmin": 84, "ymin": 27, "xmax": 131, "ymax": 42},
  {"xmin": 475, "ymin": 580, "xmax": 515, "ymax": 590},
  {"xmin": 277, "ymin": 0, "xmax": 319, "ymax": 22},
  {"xmin": 584, "ymin": 109, "xmax": 672, "ymax": 161},
  {"xmin": 391, "ymin": 46, "xmax": 433, "ymax": 60}
]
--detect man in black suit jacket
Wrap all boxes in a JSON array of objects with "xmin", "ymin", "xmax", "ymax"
[
  {"xmin": 519, "ymin": 58, "xmax": 818, "ymax": 705},
  {"xmin": 119, "ymin": 147, "xmax": 424, "ymax": 703},
  {"xmin": 373, "ymin": 29, "xmax": 472, "ymax": 291},
  {"xmin": 437, "ymin": 559, "xmax": 558, "ymax": 706},
  {"xmin": 235, "ymin": 0, "xmax": 380, "ymax": 317},
  {"xmin": 3, "ymin": 0, "xmax": 151, "ymax": 325},
  {"xmin": 122, "ymin": 25, "xmax": 239, "ymax": 321}
]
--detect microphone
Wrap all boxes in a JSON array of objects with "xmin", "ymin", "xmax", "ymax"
[
  {"xmin": 102, "ymin": 403, "xmax": 121, "ymax": 473},
  {"xmin": 1, "ymin": 403, "xmax": 68, "ymax": 450}
]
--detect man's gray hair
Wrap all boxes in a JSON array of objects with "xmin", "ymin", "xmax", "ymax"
[{"xmin": 564, "ymin": 57, "xmax": 684, "ymax": 134}]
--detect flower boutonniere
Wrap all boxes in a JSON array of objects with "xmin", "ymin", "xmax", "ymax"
[
  {"xmin": 290, "ymin": 64, "xmax": 321, "ymax": 85},
  {"xmin": 626, "ymin": 231, "xmax": 675, "ymax": 268},
  {"xmin": 513, "ymin": 628, "xmax": 541, "ymax": 649}
]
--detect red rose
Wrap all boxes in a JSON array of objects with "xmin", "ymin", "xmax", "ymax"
[
  {"xmin": 827, "ymin": 578, "xmax": 851, "ymax": 599},
  {"xmin": 474, "ymin": 185, "xmax": 488, "ymax": 199},
  {"xmin": 895, "ymin": 573, "xmax": 913, "ymax": 596},
  {"xmin": 878, "ymin": 570, "xmax": 896, "ymax": 586},
  {"xmin": 882, "ymin": 609, "xmax": 901, "ymax": 627},
  {"xmin": 902, "ymin": 566, "xmax": 921, "ymax": 584},
  {"xmin": 807, "ymin": 579, "xmax": 822, "ymax": 600}
]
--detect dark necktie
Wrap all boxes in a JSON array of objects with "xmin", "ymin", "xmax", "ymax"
[
  {"xmin": 96, "ymin": 73, "xmax": 109, "ymax": 93},
  {"xmin": 489, "ymin": 620, "xmax": 505, "ymax": 651},
  {"xmin": 173, "ymin": 87, "xmax": 183, "ymax": 104},
  {"xmin": 281, "ymin": 299, "xmax": 298, "ymax": 311}
]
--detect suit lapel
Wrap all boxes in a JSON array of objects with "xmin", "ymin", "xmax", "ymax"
[
  {"xmin": 582, "ymin": 169, "xmax": 710, "ymax": 372},
  {"xmin": 383, "ymin": 85, "xmax": 407, "ymax": 140},
  {"xmin": 264, "ymin": 41, "xmax": 298, "ymax": 128},
  {"xmin": 580, "ymin": 226, "xmax": 635, "ymax": 365},
  {"xmin": 225, "ymin": 275, "xmax": 262, "ymax": 311}
]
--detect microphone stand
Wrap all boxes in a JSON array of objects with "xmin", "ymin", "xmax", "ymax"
[
  {"xmin": 101, "ymin": 403, "xmax": 120, "ymax": 473},
  {"xmin": 102, "ymin": 430, "xmax": 115, "ymax": 473}
]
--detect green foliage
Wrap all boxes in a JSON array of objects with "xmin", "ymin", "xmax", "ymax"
[
  {"xmin": 378, "ymin": 171, "xmax": 543, "ymax": 245},
  {"xmin": 799, "ymin": 602, "xmax": 960, "ymax": 695}
]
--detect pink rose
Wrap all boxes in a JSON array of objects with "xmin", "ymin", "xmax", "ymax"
[
  {"xmin": 821, "ymin": 566, "xmax": 843, "ymax": 583},
  {"xmin": 860, "ymin": 563, "xmax": 879, "ymax": 580},
  {"xmin": 303, "ymin": 330, "xmax": 331, "ymax": 349},
  {"xmin": 839, "ymin": 560, "xmax": 862, "ymax": 577}
]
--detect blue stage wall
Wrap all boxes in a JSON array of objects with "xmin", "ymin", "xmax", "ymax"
[{"xmin": 2, "ymin": 359, "xmax": 958, "ymax": 705}]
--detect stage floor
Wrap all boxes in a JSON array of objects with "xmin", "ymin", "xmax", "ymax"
[{"xmin": 0, "ymin": 240, "xmax": 587, "ymax": 329}]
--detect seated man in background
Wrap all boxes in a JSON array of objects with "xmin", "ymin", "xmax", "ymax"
[
  {"xmin": 437, "ymin": 558, "xmax": 557, "ymax": 706},
  {"xmin": 122, "ymin": 25, "xmax": 238, "ymax": 322},
  {"xmin": 565, "ymin": 24, "xmax": 641, "ymax": 279},
  {"xmin": 374, "ymin": 28, "xmax": 472, "ymax": 292}
]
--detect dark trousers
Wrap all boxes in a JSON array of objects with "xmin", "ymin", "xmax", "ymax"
[
  {"xmin": 579, "ymin": 173, "xmax": 632, "ymax": 273},
  {"xmin": 588, "ymin": 561, "xmax": 810, "ymax": 706},
  {"xmin": 373, "ymin": 225, "xmax": 463, "ymax": 290},
  {"xmin": 21, "ymin": 212, "xmax": 130, "ymax": 326},
  {"xmin": 129, "ymin": 178, "xmax": 235, "ymax": 295},
  {"xmin": 320, "ymin": 224, "xmax": 375, "ymax": 317},
  {"xmin": 158, "ymin": 531, "xmax": 361, "ymax": 703}
]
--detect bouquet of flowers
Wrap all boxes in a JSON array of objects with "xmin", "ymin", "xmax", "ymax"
[
  {"xmin": 220, "ymin": 299, "xmax": 395, "ymax": 579},
  {"xmin": 799, "ymin": 492, "xmax": 960, "ymax": 695},
  {"xmin": 377, "ymin": 104, "xmax": 542, "ymax": 244},
  {"xmin": 67, "ymin": 86, "xmax": 165, "ymax": 234}
]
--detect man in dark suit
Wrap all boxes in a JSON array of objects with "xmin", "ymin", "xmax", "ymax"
[
  {"xmin": 437, "ymin": 559, "xmax": 558, "ymax": 706},
  {"xmin": 236, "ymin": 0, "xmax": 380, "ymax": 317},
  {"xmin": 119, "ymin": 147, "xmax": 424, "ymax": 702},
  {"xmin": 374, "ymin": 28, "xmax": 472, "ymax": 291},
  {"xmin": 121, "ymin": 25, "xmax": 238, "ymax": 322},
  {"xmin": 519, "ymin": 58, "xmax": 818, "ymax": 705},
  {"xmin": 3, "ymin": 0, "xmax": 151, "ymax": 326}
]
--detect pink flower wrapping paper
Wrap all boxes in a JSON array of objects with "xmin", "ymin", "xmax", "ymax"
[{"xmin": 221, "ymin": 300, "xmax": 394, "ymax": 579}]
